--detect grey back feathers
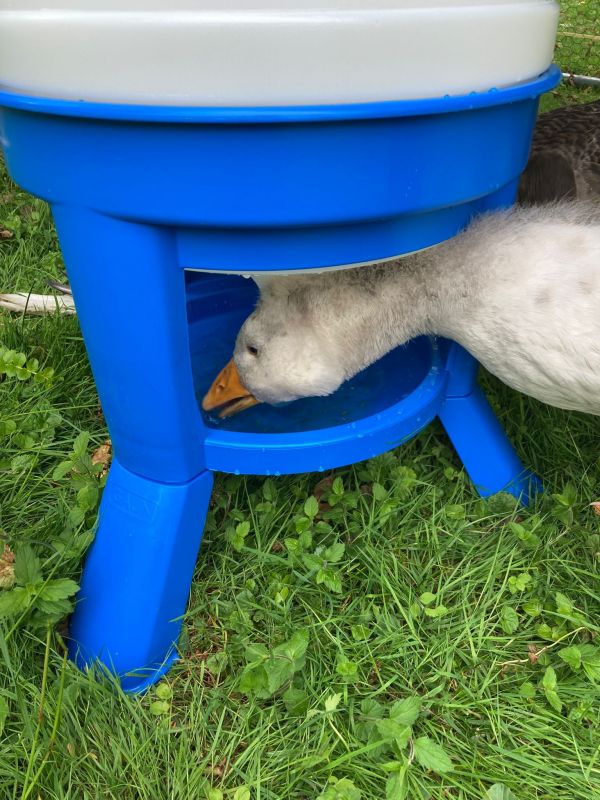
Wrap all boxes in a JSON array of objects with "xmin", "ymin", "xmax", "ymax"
[{"xmin": 519, "ymin": 100, "xmax": 600, "ymax": 204}]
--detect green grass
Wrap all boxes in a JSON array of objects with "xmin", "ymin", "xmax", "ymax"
[
  {"xmin": 547, "ymin": 0, "xmax": 600, "ymax": 111},
  {"xmin": 1, "ymin": 9, "xmax": 600, "ymax": 798},
  {"xmin": 556, "ymin": 0, "xmax": 599, "ymax": 78}
]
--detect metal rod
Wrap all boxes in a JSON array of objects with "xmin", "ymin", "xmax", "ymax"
[{"xmin": 561, "ymin": 72, "xmax": 600, "ymax": 88}]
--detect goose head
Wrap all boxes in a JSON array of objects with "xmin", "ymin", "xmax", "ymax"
[{"xmin": 202, "ymin": 277, "xmax": 346, "ymax": 417}]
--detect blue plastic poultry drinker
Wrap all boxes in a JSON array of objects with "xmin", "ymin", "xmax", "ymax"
[{"xmin": 0, "ymin": 0, "xmax": 560, "ymax": 691}]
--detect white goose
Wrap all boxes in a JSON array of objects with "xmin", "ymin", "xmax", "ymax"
[{"xmin": 203, "ymin": 200, "xmax": 600, "ymax": 417}]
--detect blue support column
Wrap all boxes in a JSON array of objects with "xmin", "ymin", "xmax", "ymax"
[
  {"xmin": 52, "ymin": 208, "xmax": 211, "ymax": 689},
  {"xmin": 52, "ymin": 206, "xmax": 205, "ymax": 483},
  {"xmin": 69, "ymin": 461, "xmax": 213, "ymax": 693},
  {"xmin": 439, "ymin": 343, "xmax": 541, "ymax": 503}
]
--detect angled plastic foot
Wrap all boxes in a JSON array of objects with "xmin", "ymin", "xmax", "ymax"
[
  {"xmin": 439, "ymin": 386, "xmax": 541, "ymax": 504},
  {"xmin": 68, "ymin": 460, "xmax": 213, "ymax": 692}
]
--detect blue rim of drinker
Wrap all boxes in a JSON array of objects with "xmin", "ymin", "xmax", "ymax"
[{"xmin": 0, "ymin": 65, "xmax": 560, "ymax": 122}]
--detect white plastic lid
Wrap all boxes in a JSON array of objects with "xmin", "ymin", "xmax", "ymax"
[{"xmin": 0, "ymin": 0, "xmax": 559, "ymax": 106}]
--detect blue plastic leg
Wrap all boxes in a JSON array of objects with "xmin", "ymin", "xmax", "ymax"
[
  {"xmin": 51, "ymin": 208, "xmax": 211, "ymax": 689},
  {"xmin": 51, "ymin": 206, "xmax": 205, "ymax": 484},
  {"xmin": 439, "ymin": 385, "xmax": 540, "ymax": 503},
  {"xmin": 68, "ymin": 459, "xmax": 213, "ymax": 692},
  {"xmin": 438, "ymin": 342, "xmax": 540, "ymax": 503},
  {"xmin": 442, "ymin": 339, "xmax": 481, "ymax": 397}
]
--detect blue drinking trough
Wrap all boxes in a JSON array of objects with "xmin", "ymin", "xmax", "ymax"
[{"xmin": 0, "ymin": 65, "xmax": 559, "ymax": 690}]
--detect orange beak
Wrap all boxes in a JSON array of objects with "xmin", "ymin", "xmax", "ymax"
[{"xmin": 202, "ymin": 359, "xmax": 260, "ymax": 418}]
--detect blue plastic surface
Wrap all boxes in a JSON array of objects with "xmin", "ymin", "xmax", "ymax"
[
  {"xmin": 439, "ymin": 387, "xmax": 540, "ymax": 499},
  {"xmin": 0, "ymin": 69, "xmax": 559, "ymax": 270},
  {"xmin": 0, "ymin": 71, "xmax": 556, "ymax": 689},
  {"xmin": 68, "ymin": 460, "xmax": 213, "ymax": 693},
  {"xmin": 51, "ymin": 206, "xmax": 205, "ymax": 484}
]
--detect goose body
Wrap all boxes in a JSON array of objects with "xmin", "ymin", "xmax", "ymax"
[
  {"xmin": 518, "ymin": 99, "xmax": 600, "ymax": 204},
  {"xmin": 203, "ymin": 201, "xmax": 600, "ymax": 417}
]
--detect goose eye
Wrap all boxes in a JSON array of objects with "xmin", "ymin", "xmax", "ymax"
[{"xmin": 247, "ymin": 345, "xmax": 259, "ymax": 357}]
